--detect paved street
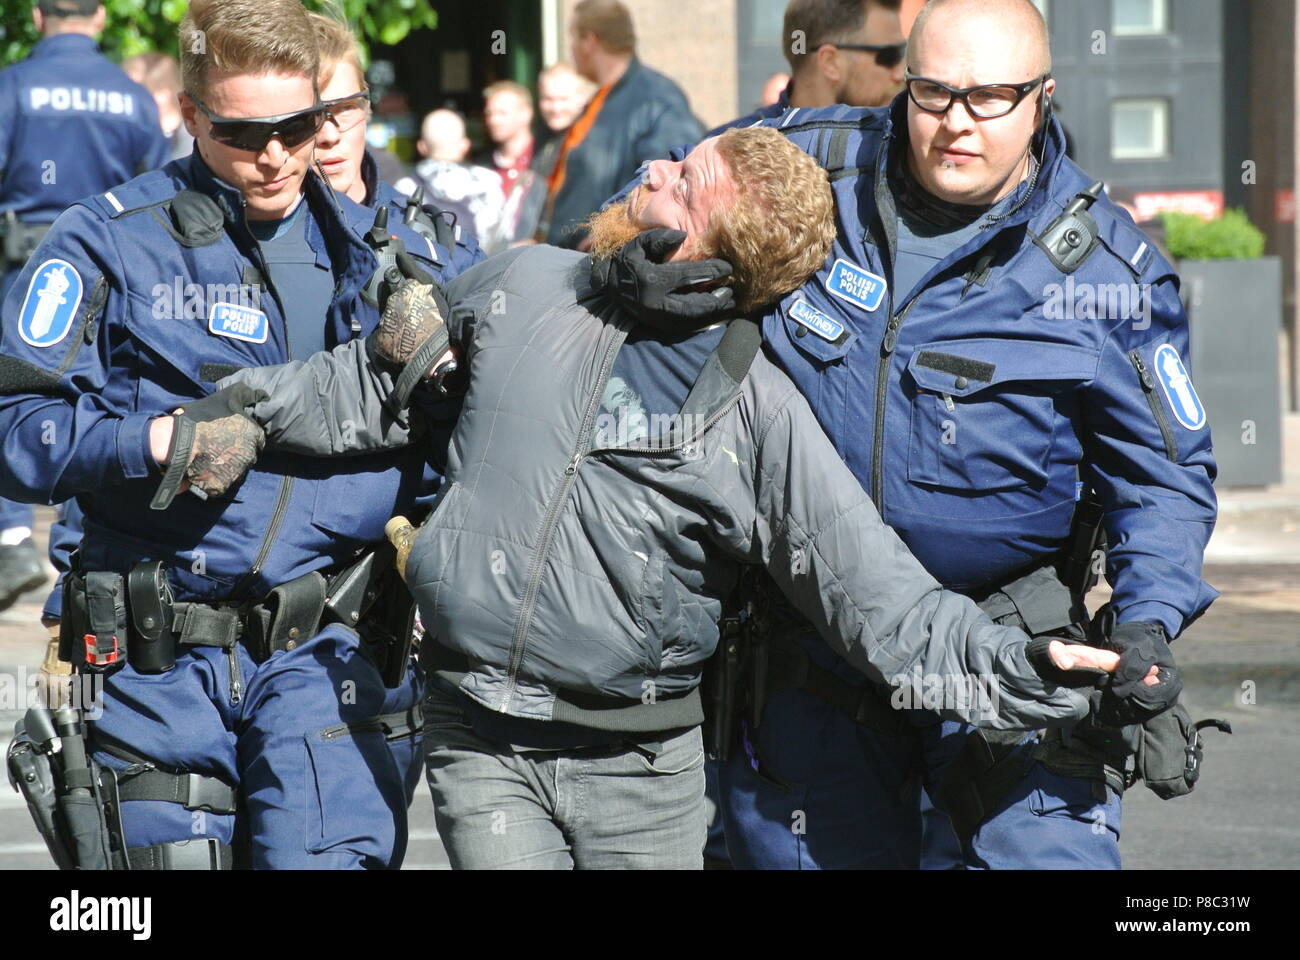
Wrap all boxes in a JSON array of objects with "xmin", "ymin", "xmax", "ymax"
[{"xmin": 3, "ymin": 418, "xmax": 1298, "ymax": 869}]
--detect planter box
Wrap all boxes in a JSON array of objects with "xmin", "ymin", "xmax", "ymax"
[{"xmin": 1180, "ymin": 256, "xmax": 1283, "ymax": 488}]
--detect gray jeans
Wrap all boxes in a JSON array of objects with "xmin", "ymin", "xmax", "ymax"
[{"xmin": 423, "ymin": 687, "xmax": 707, "ymax": 869}]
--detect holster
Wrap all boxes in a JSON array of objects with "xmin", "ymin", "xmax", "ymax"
[
  {"xmin": 2, "ymin": 213, "xmax": 51, "ymax": 269},
  {"xmin": 7, "ymin": 704, "xmax": 237, "ymax": 870},
  {"xmin": 323, "ymin": 542, "xmax": 418, "ymax": 688}
]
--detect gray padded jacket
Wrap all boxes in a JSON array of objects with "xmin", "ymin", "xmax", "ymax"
[{"xmin": 228, "ymin": 246, "xmax": 1095, "ymax": 733}]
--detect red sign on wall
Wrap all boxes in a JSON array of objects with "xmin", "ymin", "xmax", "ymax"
[
  {"xmin": 1276, "ymin": 189, "xmax": 1296, "ymax": 224},
  {"xmin": 1132, "ymin": 190, "xmax": 1225, "ymax": 221}
]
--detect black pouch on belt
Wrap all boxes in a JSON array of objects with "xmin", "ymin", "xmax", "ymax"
[
  {"xmin": 59, "ymin": 570, "xmax": 128, "ymax": 673},
  {"xmin": 1136, "ymin": 705, "xmax": 1232, "ymax": 800}
]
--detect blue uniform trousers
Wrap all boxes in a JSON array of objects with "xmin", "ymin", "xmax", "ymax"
[
  {"xmin": 720, "ymin": 693, "xmax": 1121, "ymax": 870},
  {"xmin": 89, "ymin": 623, "xmax": 423, "ymax": 869}
]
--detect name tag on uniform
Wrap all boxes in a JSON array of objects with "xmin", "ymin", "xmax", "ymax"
[
  {"xmin": 209, "ymin": 302, "xmax": 268, "ymax": 344},
  {"xmin": 825, "ymin": 259, "xmax": 887, "ymax": 313},
  {"xmin": 789, "ymin": 300, "xmax": 844, "ymax": 342}
]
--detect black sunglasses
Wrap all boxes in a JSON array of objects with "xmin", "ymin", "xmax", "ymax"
[
  {"xmin": 189, "ymin": 94, "xmax": 326, "ymax": 152},
  {"xmin": 904, "ymin": 71, "xmax": 1051, "ymax": 119},
  {"xmin": 825, "ymin": 41, "xmax": 907, "ymax": 68}
]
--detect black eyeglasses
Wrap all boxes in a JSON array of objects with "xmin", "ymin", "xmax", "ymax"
[
  {"xmin": 904, "ymin": 71, "xmax": 1051, "ymax": 118},
  {"xmin": 320, "ymin": 91, "xmax": 372, "ymax": 135},
  {"xmin": 824, "ymin": 41, "xmax": 907, "ymax": 68},
  {"xmin": 189, "ymin": 94, "xmax": 326, "ymax": 152}
]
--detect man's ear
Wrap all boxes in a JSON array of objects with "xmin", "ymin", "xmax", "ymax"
[
  {"xmin": 815, "ymin": 44, "xmax": 842, "ymax": 86},
  {"xmin": 179, "ymin": 91, "xmax": 201, "ymax": 139},
  {"xmin": 92, "ymin": 5, "xmax": 107, "ymax": 33},
  {"xmin": 31, "ymin": 8, "xmax": 43, "ymax": 34},
  {"xmin": 1038, "ymin": 77, "xmax": 1056, "ymax": 131},
  {"xmin": 417, "ymin": 140, "xmax": 429, "ymax": 159}
]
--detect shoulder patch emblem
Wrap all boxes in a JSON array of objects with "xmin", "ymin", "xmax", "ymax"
[
  {"xmin": 17, "ymin": 259, "xmax": 83, "ymax": 348},
  {"xmin": 825, "ymin": 258, "xmax": 887, "ymax": 312},
  {"xmin": 789, "ymin": 300, "xmax": 845, "ymax": 342},
  {"xmin": 1153, "ymin": 344, "xmax": 1206, "ymax": 431},
  {"xmin": 209, "ymin": 301, "xmax": 269, "ymax": 344}
]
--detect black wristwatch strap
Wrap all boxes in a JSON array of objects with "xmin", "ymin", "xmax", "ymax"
[{"xmin": 150, "ymin": 416, "xmax": 194, "ymax": 511}]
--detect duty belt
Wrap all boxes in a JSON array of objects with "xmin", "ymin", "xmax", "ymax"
[
  {"xmin": 763, "ymin": 634, "xmax": 915, "ymax": 739},
  {"xmin": 169, "ymin": 568, "xmax": 329, "ymax": 665}
]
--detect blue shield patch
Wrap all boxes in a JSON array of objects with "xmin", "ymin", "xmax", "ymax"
[
  {"xmin": 789, "ymin": 300, "xmax": 845, "ymax": 342},
  {"xmin": 209, "ymin": 302, "xmax": 269, "ymax": 345},
  {"xmin": 17, "ymin": 259, "xmax": 83, "ymax": 348},
  {"xmin": 825, "ymin": 259, "xmax": 887, "ymax": 313},
  {"xmin": 1153, "ymin": 343, "xmax": 1206, "ymax": 431}
]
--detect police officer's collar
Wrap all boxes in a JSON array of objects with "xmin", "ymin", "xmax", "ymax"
[
  {"xmin": 360, "ymin": 150, "xmax": 380, "ymax": 209},
  {"xmin": 181, "ymin": 150, "xmax": 343, "ymax": 230},
  {"xmin": 181, "ymin": 151, "xmax": 256, "ymax": 223},
  {"xmin": 31, "ymin": 33, "xmax": 99, "ymax": 57}
]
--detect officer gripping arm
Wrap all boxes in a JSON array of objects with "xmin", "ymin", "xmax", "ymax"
[
  {"xmin": 1077, "ymin": 240, "xmax": 1218, "ymax": 724},
  {"xmin": 0, "ymin": 209, "xmax": 262, "ymax": 508}
]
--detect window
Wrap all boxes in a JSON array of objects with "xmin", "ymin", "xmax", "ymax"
[
  {"xmin": 1111, "ymin": 99, "xmax": 1169, "ymax": 160},
  {"xmin": 1114, "ymin": 0, "xmax": 1167, "ymax": 36}
]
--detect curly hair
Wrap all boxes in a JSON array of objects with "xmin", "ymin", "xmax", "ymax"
[{"xmin": 706, "ymin": 126, "xmax": 836, "ymax": 313}]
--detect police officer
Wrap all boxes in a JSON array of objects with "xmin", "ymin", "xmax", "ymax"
[
  {"xmin": 0, "ymin": 0, "xmax": 477, "ymax": 869},
  {"xmin": 709, "ymin": 0, "xmax": 1216, "ymax": 870},
  {"xmin": 601, "ymin": 0, "xmax": 1214, "ymax": 869},
  {"xmin": 0, "ymin": 0, "xmax": 168, "ymax": 613},
  {"xmin": 308, "ymin": 10, "xmax": 482, "ymax": 278},
  {"xmin": 722, "ymin": 0, "xmax": 907, "ymax": 134}
]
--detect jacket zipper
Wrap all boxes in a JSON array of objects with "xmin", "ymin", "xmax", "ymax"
[
  {"xmin": 870, "ymin": 297, "xmax": 918, "ymax": 507},
  {"xmin": 229, "ymin": 219, "xmax": 297, "ymax": 599},
  {"xmin": 499, "ymin": 320, "xmax": 630, "ymax": 712},
  {"xmin": 1130, "ymin": 351, "xmax": 1178, "ymax": 461},
  {"xmin": 319, "ymin": 717, "xmax": 416, "ymax": 741},
  {"xmin": 226, "ymin": 647, "xmax": 243, "ymax": 706}
]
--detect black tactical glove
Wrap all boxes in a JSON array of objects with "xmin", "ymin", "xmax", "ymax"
[
  {"xmin": 150, "ymin": 385, "xmax": 268, "ymax": 510},
  {"xmin": 1096, "ymin": 620, "xmax": 1182, "ymax": 727},
  {"xmin": 175, "ymin": 383, "xmax": 267, "ymax": 423},
  {"xmin": 590, "ymin": 228, "xmax": 736, "ymax": 331},
  {"xmin": 369, "ymin": 252, "xmax": 458, "ymax": 406}
]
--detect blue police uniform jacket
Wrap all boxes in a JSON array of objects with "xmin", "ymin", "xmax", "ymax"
[
  {"xmin": 0, "ymin": 149, "xmax": 481, "ymax": 604},
  {"xmin": 359, "ymin": 148, "xmax": 484, "ymax": 278},
  {"xmin": 752, "ymin": 97, "xmax": 1218, "ymax": 640},
  {"xmin": 0, "ymin": 34, "xmax": 168, "ymax": 222}
]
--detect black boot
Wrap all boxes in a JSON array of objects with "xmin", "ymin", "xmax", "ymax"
[{"xmin": 0, "ymin": 539, "xmax": 47, "ymax": 612}]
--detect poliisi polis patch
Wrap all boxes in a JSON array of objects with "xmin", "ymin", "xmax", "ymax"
[
  {"xmin": 825, "ymin": 259, "xmax": 887, "ymax": 313},
  {"xmin": 789, "ymin": 300, "xmax": 845, "ymax": 342},
  {"xmin": 209, "ymin": 301, "xmax": 268, "ymax": 344},
  {"xmin": 18, "ymin": 259, "xmax": 83, "ymax": 348},
  {"xmin": 1153, "ymin": 343, "xmax": 1206, "ymax": 431}
]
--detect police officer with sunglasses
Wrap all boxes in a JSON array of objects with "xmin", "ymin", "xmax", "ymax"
[
  {"xmin": 713, "ymin": 0, "xmax": 908, "ymax": 136},
  {"xmin": 0, "ymin": 0, "xmax": 472, "ymax": 870}
]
